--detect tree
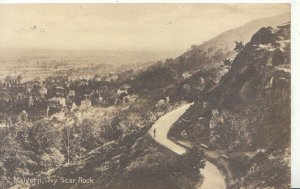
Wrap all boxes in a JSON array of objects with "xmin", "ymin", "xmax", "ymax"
[
  {"xmin": 102, "ymin": 117, "xmax": 122, "ymax": 141},
  {"xmin": 75, "ymin": 119, "xmax": 103, "ymax": 151},
  {"xmin": 234, "ymin": 41, "xmax": 245, "ymax": 53},
  {"xmin": 190, "ymin": 45, "xmax": 198, "ymax": 50},
  {"xmin": 4, "ymin": 75, "xmax": 14, "ymax": 87},
  {"xmin": 182, "ymin": 147, "xmax": 206, "ymax": 170},
  {"xmin": 16, "ymin": 75, "xmax": 23, "ymax": 84},
  {"xmin": 0, "ymin": 124, "xmax": 31, "ymax": 182},
  {"xmin": 40, "ymin": 148, "xmax": 64, "ymax": 171},
  {"xmin": 28, "ymin": 120, "xmax": 61, "ymax": 155},
  {"xmin": 61, "ymin": 126, "xmax": 73, "ymax": 163},
  {"xmin": 223, "ymin": 58, "xmax": 233, "ymax": 68}
]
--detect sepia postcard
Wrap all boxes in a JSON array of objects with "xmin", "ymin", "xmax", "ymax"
[{"xmin": 0, "ymin": 3, "xmax": 292, "ymax": 189}]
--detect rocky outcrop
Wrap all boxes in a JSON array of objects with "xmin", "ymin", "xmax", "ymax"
[{"xmin": 170, "ymin": 22, "xmax": 290, "ymax": 189}]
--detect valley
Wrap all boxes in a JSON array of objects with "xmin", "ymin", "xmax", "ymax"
[{"xmin": 0, "ymin": 10, "xmax": 290, "ymax": 189}]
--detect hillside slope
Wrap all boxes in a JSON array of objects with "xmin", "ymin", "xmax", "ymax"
[
  {"xmin": 170, "ymin": 22, "xmax": 290, "ymax": 188},
  {"xmin": 198, "ymin": 12, "xmax": 290, "ymax": 51},
  {"xmin": 130, "ymin": 12, "xmax": 290, "ymax": 103}
]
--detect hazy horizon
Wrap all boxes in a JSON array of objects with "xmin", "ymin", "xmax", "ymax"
[{"xmin": 0, "ymin": 4, "xmax": 290, "ymax": 54}]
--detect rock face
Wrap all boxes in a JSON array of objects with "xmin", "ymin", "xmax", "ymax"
[
  {"xmin": 220, "ymin": 23, "xmax": 290, "ymax": 189},
  {"xmin": 171, "ymin": 22, "xmax": 290, "ymax": 188},
  {"xmin": 131, "ymin": 13, "xmax": 290, "ymax": 104},
  {"xmin": 211, "ymin": 22, "xmax": 290, "ymax": 147}
]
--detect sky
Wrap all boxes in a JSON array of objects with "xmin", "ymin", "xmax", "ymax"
[{"xmin": 0, "ymin": 4, "xmax": 290, "ymax": 53}]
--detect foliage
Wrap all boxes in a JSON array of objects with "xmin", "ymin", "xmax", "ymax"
[
  {"xmin": 181, "ymin": 147, "xmax": 206, "ymax": 170},
  {"xmin": 234, "ymin": 41, "xmax": 244, "ymax": 53},
  {"xmin": 223, "ymin": 58, "xmax": 232, "ymax": 67}
]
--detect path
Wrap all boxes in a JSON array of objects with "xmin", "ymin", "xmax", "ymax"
[
  {"xmin": 148, "ymin": 103, "xmax": 191, "ymax": 155},
  {"xmin": 148, "ymin": 103, "xmax": 226, "ymax": 189}
]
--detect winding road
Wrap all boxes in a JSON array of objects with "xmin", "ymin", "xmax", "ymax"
[{"xmin": 148, "ymin": 103, "xmax": 226, "ymax": 189}]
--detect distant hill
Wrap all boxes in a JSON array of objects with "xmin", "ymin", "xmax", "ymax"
[
  {"xmin": 175, "ymin": 12, "xmax": 290, "ymax": 74},
  {"xmin": 199, "ymin": 12, "xmax": 290, "ymax": 50},
  {"xmin": 131, "ymin": 12, "xmax": 290, "ymax": 101}
]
